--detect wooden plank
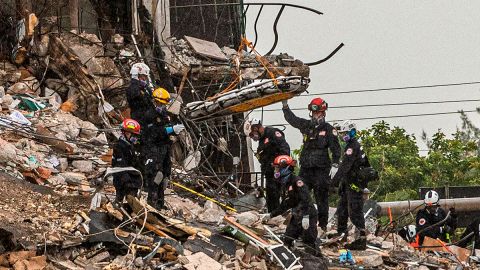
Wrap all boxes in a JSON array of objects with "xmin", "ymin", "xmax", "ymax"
[
  {"xmin": 223, "ymin": 216, "xmax": 269, "ymax": 246},
  {"xmin": 185, "ymin": 36, "xmax": 228, "ymax": 61}
]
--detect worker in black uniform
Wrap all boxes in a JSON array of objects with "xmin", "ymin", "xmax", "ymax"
[
  {"xmin": 126, "ymin": 62, "xmax": 155, "ymax": 188},
  {"xmin": 331, "ymin": 120, "xmax": 368, "ymax": 250},
  {"xmin": 282, "ymin": 98, "xmax": 341, "ymax": 230},
  {"xmin": 264, "ymin": 155, "xmax": 319, "ymax": 255},
  {"xmin": 245, "ymin": 118, "xmax": 290, "ymax": 213},
  {"xmin": 143, "ymin": 87, "xmax": 184, "ymax": 210},
  {"xmin": 126, "ymin": 62, "xmax": 154, "ymax": 125},
  {"xmin": 416, "ymin": 190, "xmax": 457, "ymax": 245},
  {"xmin": 457, "ymin": 217, "xmax": 480, "ymax": 248},
  {"xmin": 112, "ymin": 119, "xmax": 143, "ymax": 203}
]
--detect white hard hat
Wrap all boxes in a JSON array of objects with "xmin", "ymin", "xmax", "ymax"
[
  {"xmin": 339, "ymin": 120, "xmax": 356, "ymax": 133},
  {"xmin": 424, "ymin": 190, "xmax": 440, "ymax": 206},
  {"xmin": 243, "ymin": 118, "xmax": 262, "ymax": 136},
  {"xmin": 130, "ymin": 62, "xmax": 150, "ymax": 79},
  {"xmin": 406, "ymin": 225, "xmax": 417, "ymax": 242}
]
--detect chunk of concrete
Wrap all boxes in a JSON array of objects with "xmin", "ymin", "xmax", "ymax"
[
  {"xmin": 182, "ymin": 252, "xmax": 222, "ymax": 270},
  {"xmin": 0, "ymin": 139, "xmax": 17, "ymax": 163},
  {"xmin": 234, "ymin": 211, "xmax": 260, "ymax": 227},
  {"xmin": 72, "ymin": 160, "xmax": 94, "ymax": 173},
  {"xmin": 352, "ymin": 250, "xmax": 383, "ymax": 267},
  {"xmin": 61, "ymin": 172, "xmax": 88, "ymax": 184}
]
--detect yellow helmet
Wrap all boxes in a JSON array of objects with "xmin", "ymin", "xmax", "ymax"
[{"xmin": 152, "ymin": 87, "xmax": 171, "ymax": 104}]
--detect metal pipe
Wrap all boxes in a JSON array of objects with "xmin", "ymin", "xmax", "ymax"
[{"xmin": 378, "ymin": 197, "xmax": 480, "ymax": 216}]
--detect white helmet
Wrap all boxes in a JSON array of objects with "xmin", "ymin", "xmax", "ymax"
[
  {"xmin": 424, "ymin": 190, "xmax": 440, "ymax": 206},
  {"xmin": 339, "ymin": 120, "xmax": 357, "ymax": 133},
  {"xmin": 243, "ymin": 118, "xmax": 262, "ymax": 136},
  {"xmin": 130, "ymin": 62, "xmax": 150, "ymax": 79},
  {"xmin": 406, "ymin": 225, "xmax": 417, "ymax": 242}
]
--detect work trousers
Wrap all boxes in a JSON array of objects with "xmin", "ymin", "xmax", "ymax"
[
  {"xmin": 299, "ymin": 167, "xmax": 330, "ymax": 228},
  {"xmin": 145, "ymin": 144, "xmax": 170, "ymax": 209},
  {"xmin": 284, "ymin": 207, "xmax": 318, "ymax": 248},
  {"xmin": 265, "ymin": 169, "xmax": 282, "ymax": 213},
  {"xmin": 337, "ymin": 184, "xmax": 365, "ymax": 233}
]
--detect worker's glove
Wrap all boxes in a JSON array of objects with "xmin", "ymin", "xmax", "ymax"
[
  {"xmin": 449, "ymin": 207, "xmax": 457, "ymax": 218},
  {"xmin": 259, "ymin": 213, "xmax": 271, "ymax": 222},
  {"xmin": 154, "ymin": 171, "xmax": 164, "ymax": 185},
  {"xmin": 163, "ymin": 177, "xmax": 169, "ymax": 189},
  {"xmin": 166, "ymin": 124, "xmax": 185, "ymax": 135},
  {"xmin": 173, "ymin": 124, "xmax": 185, "ymax": 134},
  {"xmin": 302, "ymin": 215, "xmax": 310, "ymax": 230},
  {"xmin": 282, "ymin": 100, "xmax": 288, "ymax": 109},
  {"xmin": 329, "ymin": 163, "xmax": 339, "ymax": 179}
]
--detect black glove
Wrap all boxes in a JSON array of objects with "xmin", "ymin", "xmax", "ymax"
[{"xmin": 449, "ymin": 207, "xmax": 457, "ymax": 218}]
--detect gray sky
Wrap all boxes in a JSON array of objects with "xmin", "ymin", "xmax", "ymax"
[{"xmin": 246, "ymin": 1, "xmax": 480, "ymax": 157}]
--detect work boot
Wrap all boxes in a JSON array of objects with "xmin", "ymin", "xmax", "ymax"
[
  {"xmin": 304, "ymin": 245, "xmax": 322, "ymax": 257},
  {"xmin": 345, "ymin": 230, "xmax": 367, "ymax": 250}
]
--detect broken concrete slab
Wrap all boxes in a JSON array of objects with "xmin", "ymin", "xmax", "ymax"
[
  {"xmin": 234, "ymin": 211, "xmax": 260, "ymax": 227},
  {"xmin": 61, "ymin": 172, "xmax": 88, "ymax": 185},
  {"xmin": 197, "ymin": 200, "xmax": 225, "ymax": 224},
  {"xmin": 185, "ymin": 36, "xmax": 228, "ymax": 61},
  {"xmin": 352, "ymin": 250, "xmax": 383, "ymax": 267},
  {"xmin": 71, "ymin": 160, "xmax": 93, "ymax": 173}
]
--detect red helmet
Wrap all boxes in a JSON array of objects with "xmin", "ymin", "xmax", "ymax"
[
  {"xmin": 273, "ymin": 155, "xmax": 296, "ymax": 168},
  {"xmin": 121, "ymin": 119, "xmax": 141, "ymax": 135},
  {"xmin": 308, "ymin": 97, "xmax": 328, "ymax": 112}
]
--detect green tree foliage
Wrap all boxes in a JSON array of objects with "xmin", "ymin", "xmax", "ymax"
[{"xmin": 358, "ymin": 121, "xmax": 426, "ymax": 201}]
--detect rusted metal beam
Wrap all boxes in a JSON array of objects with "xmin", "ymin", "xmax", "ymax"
[{"xmin": 378, "ymin": 197, "xmax": 480, "ymax": 216}]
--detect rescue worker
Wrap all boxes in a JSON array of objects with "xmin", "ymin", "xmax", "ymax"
[
  {"xmin": 126, "ymin": 62, "xmax": 153, "ymax": 125},
  {"xmin": 282, "ymin": 98, "xmax": 341, "ymax": 230},
  {"xmin": 244, "ymin": 118, "xmax": 290, "ymax": 212},
  {"xmin": 143, "ymin": 87, "xmax": 184, "ymax": 210},
  {"xmin": 112, "ymin": 119, "xmax": 143, "ymax": 203},
  {"xmin": 398, "ymin": 225, "xmax": 419, "ymax": 247},
  {"xmin": 457, "ymin": 217, "xmax": 480, "ymax": 248},
  {"xmin": 331, "ymin": 120, "xmax": 368, "ymax": 250},
  {"xmin": 265, "ymin": 155, "xmax": 319, "ymax": 255},
  {"xmin": 416, "ymin": 190, "xmax": 457, "ymax": 245}
]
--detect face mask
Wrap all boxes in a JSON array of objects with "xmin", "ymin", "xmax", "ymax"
[
  {"xmin": 342, "ymin": 129, "xmax": 356, "ymax": 142},
  {"xmin": 129, "ymin": 135, "xmax": 139, "ymax": 144},
  {"xmin": 251, "ymin": 132, "xmax": 260, "ymax": 141},
  {"xmin": 138, "ymin": 79, "xmax": 148, "ymax": 88},
  {"xmin": 274, "ymin": 166, "xmax": 292, "ymax": 185},
  {"xmin": 311, "ymin": 116, "xmax": 324, "ymax": 125}
]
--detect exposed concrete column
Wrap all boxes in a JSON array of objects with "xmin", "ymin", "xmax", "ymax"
[
  {"xmin": 153, "ymin": 0, "xmax": 171, "ymax": 62},
  {"xmin": 69, "ymin": 0, "xmax": 79, "ymax": 32}
]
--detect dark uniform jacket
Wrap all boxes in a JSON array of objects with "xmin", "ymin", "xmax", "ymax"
[
  {"xmin": 332, "ymin": 138, "xmax": 368, "ymax": 188},
  {"xmin": 270, "ymin": 175, "xmax": 315, "ymax": 218},
  {"xmin": 126, "ymin": 79, "xmax": 153, "ymax": 126},
  {"xmin": 458, "ymin": 217, "xmax": 480, "ymax": 248},
  {"xmin": 112, "ymin": 137, "xmax": 142, "ymax": 189},
  {"xmin": 257, "ymin": 127, "xmax": 290, "ymax": 174},
  {"xmin": 416, "ymin": 207, "xmax": 457, "ymax": 243},
  {"xmin": 282, "ymin": 108, "xmax": 340, "ymax": 168},
  {"xmin": 142, "ymin": 106, "xmax": 172, "ymax": 147}
]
